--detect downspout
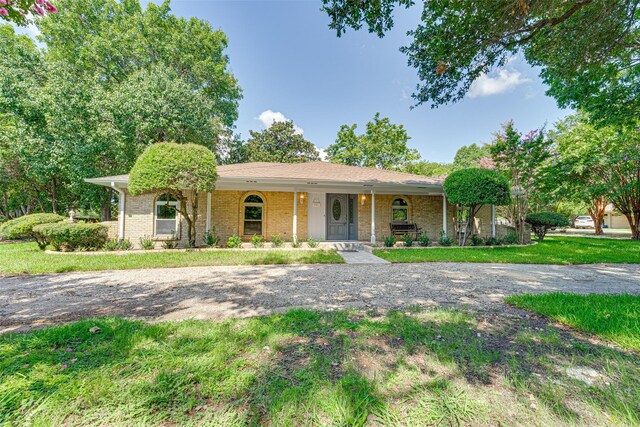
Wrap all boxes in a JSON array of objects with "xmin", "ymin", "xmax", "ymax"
[{"xmin": 111, "ymin": 182, "xmax": 125, "ymax": 241}]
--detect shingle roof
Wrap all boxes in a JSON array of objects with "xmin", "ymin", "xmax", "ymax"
[
  {"xmin": 85, "ymin": 162, "xmax": 443, "ymax": 187},
  {"xmin": 216, "ymin": 162, "xmax": 443, "ymax": 185}
]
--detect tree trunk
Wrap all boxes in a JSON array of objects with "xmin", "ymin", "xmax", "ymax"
[
  {"xmin": 624, "ymin": 212, "xmax": 640, "ymax": 240},
  {"xmin": 189, "ymin": 191, "xmax": 199, "ymax": 247},
  {"xmin": 588, "ymin": 196, "xmax": 607, "ymax": 235}
]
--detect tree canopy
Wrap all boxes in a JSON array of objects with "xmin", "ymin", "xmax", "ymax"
[
  {"xmin": 327, "ymin": 113, "xmax": 419, "ymax": 169},
  {"xmin": 0, "ymin": 0, "xmax": 57, "ymax": 25},
  {"xmin": 242, "ymin": 121, "xmax": 320, "ymax": 163},
  {"xmin": 129, "ymin": 142, "xmax": 218, "ymax": 246},
  {"xmin": 322, "ymin": 0, "xmax": 639, "ymax": 126},
  {"xmin": 0, "ymin": 0, "xmax": 241, "ymax": 220}
]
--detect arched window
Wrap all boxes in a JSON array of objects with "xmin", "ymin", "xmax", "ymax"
[
  {"xmin": 243, "ymin": 194, "xmax": 264, "ymax": 235},
  {"xmin": 155, "ymin": 194, "xmax": 178, "ymax": 235},
  {"xmin": 392, "ymin": 198, "xmax": 409, "ymax": 222}
]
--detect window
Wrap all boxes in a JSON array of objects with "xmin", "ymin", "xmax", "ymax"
[
  {"xmin": 243, "ymin": 194, "xmax": 264, "ymax": 235},
  {"xmin": 392, "ymin": 198, "xmax": 409, "ymax": 222},
  {"xmin": 156, "ymin": 194, "xmax": 178, "ymax": 235}
]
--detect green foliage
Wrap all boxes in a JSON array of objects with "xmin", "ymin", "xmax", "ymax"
[
  {"xmin": 0, "ymin": 213, "xmax": 65, "ymax": 243},
  {"xmin": 33, "ymin": 222, "xmax": 108, "ymax": 252},
  {"xmin": 103, "ymin": 238, "xmax": 120, "ymax": 251},
  {"xmin": 244, "ymin": 121, "xmax": 319, "ymax": 163},
  {"xmin": 452, "ymin": 144, "xmax": 491, "ymax": 171},
  {"xmin": 251, "ymin": 234, "xmax": 265, "ymax": 248},
  {"xmin": 417, "ymin": 232, "xmax": 431, "ymax": 247},
  {"xmin": 161, "ymin": 239, "xmax": 177, "ymax": 250},
  {"xmin": 402, "ymin": 234, "xmax": 414, "ymax": 247},
  {"xmin": 438, "ymin": 231, "xmax": 454, "ymax": 247},
  {"xmin": 291, "ymin": 238, "xmax": 302, "ymax": 248},
  {"xmin": 526, "ymin": 212, "xmax": 570, "ymax": 241},
  {"xmin": 139, "ymin": 235, "xmax": 155, "ymax": 250},
  {"xmin": 226, "ymin": 233, "xmax": 242, "ymax": 249},
  {"xmin": 0, "ymin": 0, "xmax": 242, "ymax": 218},
  {"xmin": 383, "ymin": 235, "xmax": 397, "ymax": 247},
  {"xmin": 270, "ymin": 234, "xmax": 284, "ymax": 248},
  {"xmin": 204, "ymin": 228, "xmax": 220, "ymax": 248},
  {"xmin": 404, "ymin": 161, "xmax": 452, "ymax": 177},
  {"xmin": 501, "ymin": 231, "xmax": 519, "ymax": 245},
  {"xmin": 483, "ymin": 237, "xmax": 501, "ymax": 246},
  {"xmin": 129, "ymin": 142, "xmax": 218, "ymax": 247},
  {"xmin": 322, "ymin": 0, "xmax": 638, "ymax": 125},
  {"xmin": 444, "ymin": 168, "xmax": 511, "ymax": 209},
  {"xmin": 306, "ymin": 236, "xmax": 319, "ymax": 248},
  {"xmin": 327, "ymin": 113, "xmax": 419, "ymax": 169},
  {"xmin": 470, "ymin": 234, "xmax": 484, "ymax": 246}
]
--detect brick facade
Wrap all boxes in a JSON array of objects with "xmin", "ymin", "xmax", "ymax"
[{"xmin": 120, "ymin": 190, "xmax": 494, "ymax": 248}]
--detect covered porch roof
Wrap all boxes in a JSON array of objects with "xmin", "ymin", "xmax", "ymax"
[{"xmin": 85, "ymin": 161, "xmax": 445, "ymax": 195}]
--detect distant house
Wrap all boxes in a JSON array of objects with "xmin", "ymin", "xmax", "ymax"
[
  {"xmin": 605, "ymin": 204, "xmax": 631, "ymax": 229},
  {"xmin": 86, "ymin": 162, "xmax": 497, "ymax": 248}
]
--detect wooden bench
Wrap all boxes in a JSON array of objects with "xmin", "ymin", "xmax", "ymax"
[{"xmin": 389, "ymin": 222, "xmax": 422, "ymax": 238}]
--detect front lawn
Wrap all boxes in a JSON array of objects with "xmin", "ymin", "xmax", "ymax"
[
  {"xmin": 375, "ymin": 236, "xmax": 640, "ymax": 264},
  {"xmin": 1, "ymin": 308, "xmax": 639, "ymax": 426},
  {"xmin": 0, "ymin": 242, "xmax": 343, "ymax": 275},
  {"xmin": 506, "ymin": 293, "xmax": 640, "ymax": 352}
]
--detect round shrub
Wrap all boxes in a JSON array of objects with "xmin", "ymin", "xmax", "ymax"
[
  {"xmin": 525, "ymin": 212, "xmax": 570, "ymax": 241},
  {"xmin": 33, "ymin": 222, "xmax": 109, "ymax": 251},
  {"xmin": 0, "ymin": 213, "xmax": 66, "ymax": 249},
  {"xmin": 443, "ymin": 168, "xmax": 511, "ymax": 208}
]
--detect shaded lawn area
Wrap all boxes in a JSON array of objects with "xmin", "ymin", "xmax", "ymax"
[
  {"xmin": 2, "ymin": 308, "xmax": 639, "ymax": 426},
  {"xmin": 375, "ymin": 236, "xmax": 640, "ymax": 265},
  {"xmin": 506, "ymin": 293, "xmax": 640, "ymax": 352},
  {"xmin": 0, "ymin": 242, "xmax": 343, "ymax": 275}
]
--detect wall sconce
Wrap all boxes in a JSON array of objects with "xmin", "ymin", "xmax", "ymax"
[
  {"xmin": 360, "ymin": 194, "xmax": 366, "ymax": 205},
  {"xmin": 299, "ymin": 193, "xmax": 305, "ymax": 205}
]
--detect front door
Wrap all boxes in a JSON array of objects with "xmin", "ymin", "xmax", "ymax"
[{"xmin": 327, "ymin": 194, "xmax": 348, "ymax": 240}]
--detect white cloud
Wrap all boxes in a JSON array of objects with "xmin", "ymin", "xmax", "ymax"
[
  {"xmin": 317, "ymin": 148, "xmax": 328, "ymax": 162},
  {"xmin": 468, "ymin": 69, "xmax": 531, "ymax": 98},
  {"xmin": 257, "ymin": 110, "xmax": 303, "ymax": 134}
]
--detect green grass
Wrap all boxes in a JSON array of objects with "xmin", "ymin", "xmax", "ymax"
[
  {"xmin": 506, "ymin": 293, "xmax": 640, "ymax": 352},
  {"xmin": 375, "ymin": 236, "xmax": 640, "ymax": 264},
  {"xmin": 2, "ymin": 308, "xmax": 640, "ymax": 426},
  {"xmin": 0, "ymin": 242, "xmax": 343, "ymax": 275}
]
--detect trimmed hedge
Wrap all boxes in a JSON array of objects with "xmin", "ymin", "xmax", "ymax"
[
  {"xmin": 525, "ymin": 212, "xmax": 571, "ymax": 240},
  {"xmin": 33, "ymin": 222, "xmax": 109, "ymax": 252},
  {"xmin": 0, "ymin": 213, "xmax": 66, "ymax": 249}
]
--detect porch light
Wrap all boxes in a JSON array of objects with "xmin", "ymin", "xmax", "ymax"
[
  {"xmin": 299, "ymin": 193, "xmax": 305, "ymax": 205},
  {"xmin": 361, "ymin": 194, "xmax": 366, "ymax": 205}
]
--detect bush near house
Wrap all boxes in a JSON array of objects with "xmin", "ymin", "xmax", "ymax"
[
  {"xmin": 525, "ymin": 212, "xmax": 571, "ymax": 241},
  {"xmin": 0, "ymin": 213, "xmax": 66, "ymax": 249},
  {"xmin": 33, "ymin": 222, "xmax": 108, "ymax": 252}
]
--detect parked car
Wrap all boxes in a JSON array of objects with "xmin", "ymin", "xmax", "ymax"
[{"xmin": 574, "ymin": 215, "xmax": 594, "ymax": 229}]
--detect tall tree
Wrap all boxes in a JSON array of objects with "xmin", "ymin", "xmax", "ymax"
[
  {"xmin": 452, "ymin": 143, "xmax": 491, "ymax": 171},
  {"xmin": 322, "ymin": 1, "xmax": 639, "ymax": 124},
  {"xmin": 0, "ymin": 0, "xmax": 57, "ymax": 25},
  {"xmin": 327, "ymin": 113, "xmax": 419, "ymax": 169},
  {"xmin": 244, "ymin": 121, "xmax": 320, "ymax": 163},
  {"xmin": 404, "ymin": 160, "xmax": 452, "ymax": 177},
  {"xmin": 490, "ymin": 121, "xmax": 551, "ymax": 243}
]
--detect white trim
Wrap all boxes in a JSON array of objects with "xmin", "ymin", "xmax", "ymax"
[
  {"xmin": 491, "ymin": 205, "xmax": 496, "ymax": 238},
  {"xmin": 111, "ymin": 182, "xmax": 125, "ymax": 241},
  {"xmin": 206, "ymin": 192, "xmax": 212, "ymax": 233},
  {"xmin": 370, "ymin": 191, "xmax": 376, "ymax": 244},
  {"xmin": 293, "ymin": 191, "xmax": 298, "ymax": 244},
  {"xmin": 442, "ymin": 194, "xmax": 447, "ymax": 237}
]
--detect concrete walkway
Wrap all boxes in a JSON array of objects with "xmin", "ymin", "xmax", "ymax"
[
  {"xmin": 1, "ymin": 262, "xmax": 639, "ymax": 334},
  {"xmin": 338, "ymin": 250, "xmax": 390, "ymax": 264}
]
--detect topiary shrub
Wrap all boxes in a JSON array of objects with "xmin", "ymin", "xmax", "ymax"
[
  {"xmin": 444, "ymin": 168, "xmax": 510, "ymax": 246},
  {"xmin": 33, "ymin": 222, "xmax": 108, "ymax": 251},
  {"xmin": 525, "ymin": 212, "xmax": 571, "ymax": 241},
  {"xmin": 0, "ymin": 213, "xmax": 65, "ymax": 249}
]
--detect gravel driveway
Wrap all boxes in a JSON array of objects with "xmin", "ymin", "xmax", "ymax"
[{"xmin": 1, "ymin": 262, "xmax": 639, "ymax": 333}]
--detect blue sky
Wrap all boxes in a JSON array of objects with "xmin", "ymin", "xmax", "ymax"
[{"xmin": 24, "ymin": 0, "xmax": 572, "ymax": 163}]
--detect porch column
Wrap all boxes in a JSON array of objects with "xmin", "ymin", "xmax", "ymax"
[
  {"xmin": 370, "ymin": 191, "xmax": 376, "ymax": 244},
  {"xmin": 491, "ymin": 205, "xmax": 496, "ymax": 238},
  {"xmin": 112, "ymin": 183, "xmax": 125, "ymax": 241},
  {"xmin": 442, "ymin": 194, "xmax": 447, "ymax": 236},
  {"xmin": 293, "ymin": 191, "xmax": 298, "ymax": 244},
  {"xmin": 205, "ymin": 192, "xmax": 212, "ymax": 233}
]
